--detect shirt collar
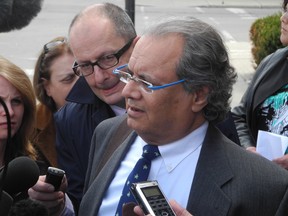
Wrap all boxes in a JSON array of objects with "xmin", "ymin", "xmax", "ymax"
[
  {"xmin": 110, "ymin": 105, "xmax": 126, "ymax": 116},
  {"xmin": 158, "ymin": 121, "xmax": 208, "ymax": 172}
]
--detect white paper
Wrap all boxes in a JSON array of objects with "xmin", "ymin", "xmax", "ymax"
[{"xmin": 256, "ymin": 130, "xmax": 288, "ymax": 161}]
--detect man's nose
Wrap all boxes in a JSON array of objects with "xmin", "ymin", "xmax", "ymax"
[{"xmin": 93, "ymin": 65, "xmax": 110, "ymax": 83}]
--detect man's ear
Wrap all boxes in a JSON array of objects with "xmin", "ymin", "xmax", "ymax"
[
  {"xmin": 132, "ymin": 36, "xmax": 140, "ymax": 46},
  {"xmin": 191, "ymin": 86, "xmax": 209, "ymax": 112}
]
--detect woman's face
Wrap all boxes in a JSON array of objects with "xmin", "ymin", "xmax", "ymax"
[
  {"xmin": 280, "ymin": 3, "xmax": 288, "ymax": 45},
  {"xmin": 0, "ymin": 76, "xmax": 24, "ymax": 141},
  {"xmin": 43, "ymin": 53, "xmax": 78, "ymax": 110}
]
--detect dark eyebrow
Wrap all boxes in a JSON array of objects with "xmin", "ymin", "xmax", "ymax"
[{"xmin": 77, "ymin": 50, "xmax": 117, "ymax": 65}]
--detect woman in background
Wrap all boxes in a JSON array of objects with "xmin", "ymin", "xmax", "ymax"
[
  {"xmin": 32, "ymin": 36, "xmax": 78, "ymax": 171},
  {"xmin": 232, "ymin": 0, "xmax": 288, "ymax": 169},
  {"xmin": 0, "ymin": 55, "xmax": 41, "ymax": 206},
  {"xmin": 0, "ymin": 56, "xmax": 37, "ymax": 165}
]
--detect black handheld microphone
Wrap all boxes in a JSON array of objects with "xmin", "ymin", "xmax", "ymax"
[
  {"xmin": 0, "ymin": 156, "xmax": 40, "ymax": 197},
  {"xmin": 0, "ymin": 191, "xmax": 13, "ymax": 216},
  {"xmin": 0, "ymin": 0, "xmax": 43, "ymax": 33},
  {"xmin": 0, "ymin": 156, "xmax": 39, "ymax": 216}
]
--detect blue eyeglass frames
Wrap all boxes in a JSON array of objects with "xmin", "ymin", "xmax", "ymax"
[{"xmin": 113, "ymin": 64, "xmax": 185, "ymax": 93}]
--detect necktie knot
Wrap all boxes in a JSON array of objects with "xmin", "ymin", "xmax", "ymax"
[{"xmin": 142, "ymin": 144, "xmax": 160, "ymax": 161}]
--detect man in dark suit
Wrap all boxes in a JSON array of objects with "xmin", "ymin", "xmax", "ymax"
[{"xmin": 79, "ymin": 17, "xmax": 288, "ymax": 216}]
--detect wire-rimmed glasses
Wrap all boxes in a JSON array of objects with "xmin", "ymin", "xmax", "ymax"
[
  {"xmin": 72, "ymin": 38, "xmax": 135, "ymax": 77},
  {"xmin": 113, "ymin": 64, "xmax": 186, "ymax": 93}
]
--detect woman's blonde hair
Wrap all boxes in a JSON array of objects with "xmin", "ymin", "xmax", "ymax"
[{"xmin": 0, "ymin": 56, "xmax": 37, "ymax": 161}]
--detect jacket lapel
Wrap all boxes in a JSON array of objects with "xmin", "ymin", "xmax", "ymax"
[
  {"xmin": 187, "ymin": 125, "xmax": 233, "ymax": 216},
  {"xmin": 88, "ymin": 132, "xmax": 137, "ymax": 215}
]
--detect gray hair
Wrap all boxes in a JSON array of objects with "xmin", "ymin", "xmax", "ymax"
[
  {"xmin": 144, "ymin": 17, "xmax": 237, "ymax": 124},
  {"xmin": 69, "ymin": 3, "xmax": 136, "ymax": 41}
]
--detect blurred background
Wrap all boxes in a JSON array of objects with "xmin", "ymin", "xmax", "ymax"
[{"xmin": 0, "ymin": 0, "xmax": 283, "ymax": 107}]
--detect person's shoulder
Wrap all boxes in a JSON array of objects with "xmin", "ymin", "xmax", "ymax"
[
  {"xmin": 274, "ymin": 46, "xmax": 288, "ymax": 55},
  {"xmin": 225, "ymin": 140, "xmax": 288, "ymax": 180},
  {"xmin": 96, "ymin": 114, "xmax": 128, "ymax": 131},
  {"xmin": 260, "ymin": 46, "xmax": 288, "ymax": 66},
  {"xmin": 54, "ymin": 101, "xmax": 90, "ymax": 120}
]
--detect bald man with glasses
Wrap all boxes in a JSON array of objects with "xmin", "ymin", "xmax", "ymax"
[{"xmin": 28, "ymin": 3, "xmax": 138, "ymax": 215}]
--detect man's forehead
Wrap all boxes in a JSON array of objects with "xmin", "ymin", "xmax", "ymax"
[
  {"xmin": 70, "ymin": 35, "xmax": 126, "ymax": 63},
  {"xmin": 71, "ymin": 16, "xmax": 112, "ymax": 33},
  {"xmin": 129, "ymin": 35, "xmax": 183, "ymax": 75},
  {"xmin": 69, "ymin": 17, "xmax": 117, "ymax": 51},
  {"xmin": 131, "ymin": 35, "xmax": 182, "ymax": 60}
]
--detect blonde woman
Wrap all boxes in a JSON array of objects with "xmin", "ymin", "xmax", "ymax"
[
  {"xmin": 0, "ymin": 56, "xmax": 42, "ymax": 204},
  {"xmin": 0, "ymin": 56, "xmax": 37, "ymax": 165}
]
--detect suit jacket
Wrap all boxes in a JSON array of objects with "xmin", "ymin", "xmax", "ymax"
[
  {"xmin": 232, "ymin": 47, "xmax": 288, "ymax": 148},
  {"xmin": 79, "ymin": 115, "xmax": 288, "ymax": 216}
]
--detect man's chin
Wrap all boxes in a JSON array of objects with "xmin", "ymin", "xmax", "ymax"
[{"xmin": 101, "ymin": 94, "xmax": 124, "ymax": 106}]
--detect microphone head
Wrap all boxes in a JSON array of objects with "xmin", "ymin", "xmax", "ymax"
[
  {"xmin": 8, "ymin": 199, "xmax": 49, "ymax": 216},
  {"xmin": 1, "ymin": 156, "xmax": 40, "ymax": 196},
  {"xmin": 0, "ymin": 0, "xmax": 43, "ymax": 33}
]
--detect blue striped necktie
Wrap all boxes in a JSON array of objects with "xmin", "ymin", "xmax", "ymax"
[{"xmin": 115, "ymin": 144, "xmax": 160, "ymax": 216}]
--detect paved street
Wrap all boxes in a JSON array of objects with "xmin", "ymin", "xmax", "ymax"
[{"xmin": 0, "ymin": 0, "xmax": 283, "ymax": 107}]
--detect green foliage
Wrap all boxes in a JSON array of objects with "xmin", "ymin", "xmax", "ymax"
[{"xmin": 250, "ymin": 12, "xmax": 285, "ymax": 67}]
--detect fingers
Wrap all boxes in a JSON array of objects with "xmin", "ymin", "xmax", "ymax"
[
  {"xmin": 133, "ymin": 205, "xmax": 144, "ymax": 215},
  {"xmin": 132, "ymin": 200, "xmax": 193, "ymax": 216},
  {"xmin": 29, "ymin": 175, "xmax": 55, "ymax": 199},
  {"xmin": 273, "ymin": 155, "xmax": 288, "ymax": 169},
  {"xmin": 170, "ymin": 200, "xmax": 193, "ymax": 216},
  {"xmin": 59, "ymin": 175, "xmax": 68, "ymax": 192},
  {"xmin": 246, "ymin": 147, "xmax": 257, "ymax": 152},
  {"xmin": 28, "ymin": 175, "xmax": 66, "ymax": 215}
]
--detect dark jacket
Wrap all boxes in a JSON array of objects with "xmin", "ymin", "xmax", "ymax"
[
  {"xmin": 79, "ymin": 115, "xmax": 288, "ymax": 216},
  {"xmin": 232, "ymin": 47, "xmax": 288, "ymax": 148},
  {"xmin": 54, "ymin": 76, "xmax": 115, "ymax": 211}
]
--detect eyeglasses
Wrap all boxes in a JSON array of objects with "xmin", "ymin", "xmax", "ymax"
[
  {"xmin": 72, "ymin": 38, "xmax": 135, "ymax": 77},
  {"xmin": 113, "ymin": 64, "xmax": 186, "ymax": 93},
  {"xmin": 39, "ymin": 38, "xmax": 67, "ymax": 79}
]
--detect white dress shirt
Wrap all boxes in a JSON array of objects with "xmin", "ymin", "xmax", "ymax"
[
  {"xmin": 110, "ymin": 105, "xmax": 126, "ymax": 116},
  {"xmin": 98, "ymin": 121, "xmax": 208, "ymax": 216}
]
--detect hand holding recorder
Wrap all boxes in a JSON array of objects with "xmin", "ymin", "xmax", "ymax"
[
  {"xmin": 28, "ymin": 167, "xmax": 67, "ymax": 215},
  {"xmin": 129, "ymin": 180, "xmax": 192, "ymax": 216},
  {"xmin": 45, "ymin": 167, "xmax": 65, "ymax": 191},
  {"xmin": 133, "ymin": 200, "xmax": 193, "ymax": 216}
]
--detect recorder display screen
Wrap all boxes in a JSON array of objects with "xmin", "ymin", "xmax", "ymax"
[{"xmin": 142, "ymin": 186, "xmax": 161, "ymax": 198}]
